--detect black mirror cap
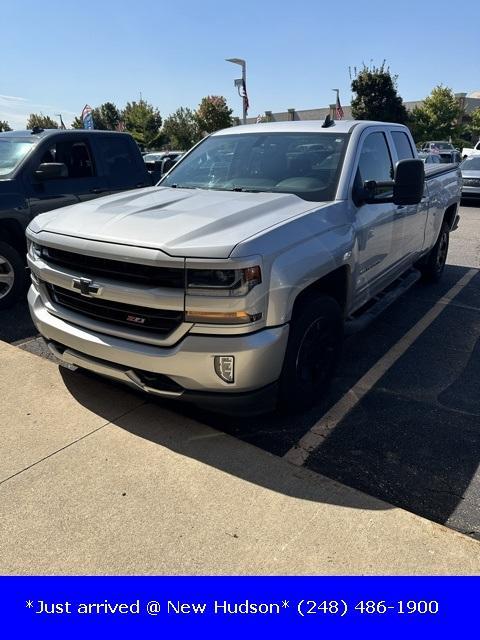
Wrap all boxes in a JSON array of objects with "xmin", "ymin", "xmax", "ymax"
[
  {"xmin": 35, "ymin": 162, "xmax": 68, "ymax": 180},
  {"xmin": 393, "ymin": 158, "xmax": 424, "ymax": 205}
]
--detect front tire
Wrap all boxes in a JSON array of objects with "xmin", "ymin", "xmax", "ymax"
[
  {"xmin": 0, "ymin": 241, "xmax": 28, "ymax": 310},
  {"xmin": 278, "ymin": 294, "xmax": 343, "ymax": 413}
]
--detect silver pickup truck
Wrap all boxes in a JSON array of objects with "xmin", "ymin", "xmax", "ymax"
[{"xmin": 26, "ymin": 120, "xmax": 461, "ymax": 414}]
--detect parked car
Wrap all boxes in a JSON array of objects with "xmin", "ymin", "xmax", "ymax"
[
  {"xmin": 418, "ymin": 152, "xmax": 441, "ymax": 165},
  {"xmin": 421, "ymin": 141, "xmax": 456, "ymax": 153},
  {"xmin": 461, "ymin": 140, "xmax": 480, "ymax": 160},
  {"xmin": 460, "ymin": 155, "xmax": 480, "ymax": 198},
  {"xmin": 26, "ymin": 120, "xmax": 461, "ymax": 414},
  {"xmin": 143, "ymin": 151, "xmax": 184, "ymax": 163},
  {"xmin": 438, "ymin": 150, "xmax": 462, "ymax": 164},
  {"xmin": 0, "ymin": 128, "xmax": 156, "ymax": 309},
  {"xmin": 143, "ymin": 151, "xmax": 184, "ymax": 176}
]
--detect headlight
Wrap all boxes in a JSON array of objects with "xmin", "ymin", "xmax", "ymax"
[
  {"xmin": 27, "ymin": 240, "xmax": 42, "ymax": 261},
  {"xmin": 186, "ymin": 266, "xmax": 261, "ymax": 297}
]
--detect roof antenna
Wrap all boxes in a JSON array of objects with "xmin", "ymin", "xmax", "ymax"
[{"xmin": 322, "ymin": 114, "xmax": 334, "ymax": 128}]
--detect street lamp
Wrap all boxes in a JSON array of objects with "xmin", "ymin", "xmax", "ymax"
[{"xmin": 226, "ymin": 58, "xmax": 247, "ymax": 125}]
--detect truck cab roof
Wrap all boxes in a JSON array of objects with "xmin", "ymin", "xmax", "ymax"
[
  {"xmin": 212, "ymin": 119, "xmax": 410, "ymax": 136},
  {"xmin": 0, "ymin": 129, "xmax": 131, "ymax": 141}
]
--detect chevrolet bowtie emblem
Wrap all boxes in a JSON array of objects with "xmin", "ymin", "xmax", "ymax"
[{"xmin": 72, "ymin": 277, "xmax": 100, "ymax": 297}]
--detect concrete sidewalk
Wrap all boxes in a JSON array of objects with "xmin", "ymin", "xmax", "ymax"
[{"xmin": 1, "ymin": 340, "xmax": 479, "ymax": 575}]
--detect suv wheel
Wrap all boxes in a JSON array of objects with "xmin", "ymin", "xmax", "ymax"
[
  {"xmin": 278, "ymin": 294, "xmax": 343, "ymax": 413},
  {"xmin": 0, "ymin": 241, "xmax": 28, "ymax": 310}
]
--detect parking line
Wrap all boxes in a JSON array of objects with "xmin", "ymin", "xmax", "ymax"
[{"xmin": 284, "ymin": 268, "xmax": 478, "ymax": 467}]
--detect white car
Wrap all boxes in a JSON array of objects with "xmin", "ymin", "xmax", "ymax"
[{"xmin": 461, "ymin": 140, "xmax": 480, "ymax": 160}]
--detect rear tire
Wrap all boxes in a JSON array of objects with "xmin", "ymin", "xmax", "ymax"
[
  {"xmin": 420, "ymin": 222, "xmax": 450, "ymax": 283},
  {"xmin": 278, "ymin": 294, "xmax": 343, "ymax": 413},
  {"xmin": 0, "ymin": 241, "xmax": 28, "ymax": 310}
]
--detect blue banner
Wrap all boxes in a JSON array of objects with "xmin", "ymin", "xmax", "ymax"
[
  {"xmin": 81, "ymin": 104, "xmax": 94, "ymax": 130},
  {"xmin": 1, "ymin": 577, "xmax": 478, "ymax": 638}
]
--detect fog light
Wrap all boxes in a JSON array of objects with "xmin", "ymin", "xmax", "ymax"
[{"xmin": 214, "ymin": 356, "xmax": 235, "ymax": 384}]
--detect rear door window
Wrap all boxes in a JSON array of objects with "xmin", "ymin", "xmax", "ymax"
[
  {"xmin": 96, "ymin": 135, "xmax": 147, "ymax": 189},
  {"xmin": 391, "ymin": 131, "xmax": 414, "ymax": 160}
]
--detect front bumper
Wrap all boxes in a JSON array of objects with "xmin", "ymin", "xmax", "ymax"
[
  {"xmin": 461, "ymin": 185, "xmax": 480, "ymax": 198},
  {"xmin": 28, "ymin": 285, "xmax": 289, "ymax": 413}
]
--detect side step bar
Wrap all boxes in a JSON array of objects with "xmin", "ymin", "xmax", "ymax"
[{"xmin": 345, "ymin": 268, "xmax": 421, "ymax": 335}]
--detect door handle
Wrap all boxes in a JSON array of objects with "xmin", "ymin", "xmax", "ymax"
[{"xmin": 90, "ymin": 188, "xmax": 109, "ymax": 194}]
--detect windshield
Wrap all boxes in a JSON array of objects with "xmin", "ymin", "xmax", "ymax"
[
  {"xmin": 161, "ymin": 132, "xmax": 349, "ymax": 202},
  {"xmin": 430, "ymin": 142, "xmax": 453, "ymax": 150},
  {"xmin": 143, "ymin": 153, "xmax": 163, "ymax": 162},
  {"xmin": 462, "ymin": 156, "xmax": 480, "ymax": 171},
  {"xmin": 0, "ymin": 139, "xmax": 34, "ymax": 176}
]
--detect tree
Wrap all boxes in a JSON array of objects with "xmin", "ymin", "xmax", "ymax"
[
  {"xmin": 350, "ymin": 62, "xmax": 409, "ymax": 124},
  {"xmin": 0, "ymin": 120, "xmax": 12, "ymax": 132},
  {"xmin": 471, "ymin": 108, "xmax": 480, "ymax": 137},
  {"xmin": 462, "ymin": 107, "xmax": 480, "ymax": 143},
  {"xmin": 409, "ymin": 86, "xmax": 463, "ymax": 143},
  {"xmin": 122, "ymin": 99, "xmax": 162, "ymax": 147},
  {"xmin": 95, "ymin": 102, "xmax": 121, "ymax": 130},
  {"xmin": 26, "ymin": 113, "xmax": 59, "ymax": 129},
  {"xmin": 195, "ymin": 96, "xmax": 233, "ymax": 134},
  {"xmin": 162, "ymin": 107, "xmax": 201, "ymax": 150}
]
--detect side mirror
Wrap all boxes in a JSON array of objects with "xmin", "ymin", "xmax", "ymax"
[
  {"xmin": 35, "ymin": 162, "xmax": 68, "ymax": 180},
  {"xmin": 393, "ymin": 159, "xmax": 424, "ymax": 205},
  {"xmin": 358, "ymin": 158, "xmax": 424, "ymax": 206}
]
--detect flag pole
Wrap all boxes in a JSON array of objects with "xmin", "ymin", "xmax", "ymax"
[{"xmin": 332, "ymin": 89, "xmax": 344, "ymax": 120}]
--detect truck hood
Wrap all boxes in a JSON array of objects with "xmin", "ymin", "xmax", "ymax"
[{"xmin": 30, "ymin": 186, "xmax": 320, "ymax": 258}]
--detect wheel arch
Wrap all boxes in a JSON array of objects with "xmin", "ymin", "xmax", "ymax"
[
  {"xmin": 290, "ymin": 265, "xmax": 350, "ymax": 319},
  {"xmin": 0, "ymin": 219, "xmax": 27, "ymax": 262}
]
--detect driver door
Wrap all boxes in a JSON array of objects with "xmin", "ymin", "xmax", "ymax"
[
  {"xmin": 352, "ymin": 130, "xmax": 398, "ymax": 306},
  {"xmin": 26, "ymin": 136, "xmax": 108, "ymax": 217}
]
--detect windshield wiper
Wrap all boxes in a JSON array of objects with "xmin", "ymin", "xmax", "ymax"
[
  {"xmin": 169, "ymin": 184, "xmax": 201, "ymax": 189},
  {"xmin": 230, "ymin": 186, "xmax": 274, "ymax": 193}
]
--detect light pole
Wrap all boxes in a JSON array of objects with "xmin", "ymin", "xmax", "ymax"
[{"xmin": 226, "ymin": 58, "xmax": 247, "ymax": 125}]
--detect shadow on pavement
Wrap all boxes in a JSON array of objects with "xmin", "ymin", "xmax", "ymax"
[
  {"xmin": 0, "ymin": 296, "xmax": 36, "ymax": 343},
  {"xmin": 60, "ymin": 366, "xmax": 388, "ymax": 512},
  {"xmin": 60, "ymin": 265, "xmax": 480, "ymax": 522}
]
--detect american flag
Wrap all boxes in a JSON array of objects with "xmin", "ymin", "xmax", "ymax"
[
  {"xmin": 335, "ymin": 90, "xmax": 344, "ymax": 120},
  {"xmin": 239, "ymin": 79, "xmax": 249, "ymax": 114}
]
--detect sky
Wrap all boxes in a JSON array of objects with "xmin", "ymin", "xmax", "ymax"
[{"xmin": 1, "ymin": 0, "xmax": 479, "ymax": 129}]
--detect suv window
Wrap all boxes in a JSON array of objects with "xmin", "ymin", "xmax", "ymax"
[
  {"xmin": 37, "ymin": 140, "xmax": 95, "ymax": 178},
  {"xmin": 391, "ymin": 131, "xmax": 414, "ymax": 160},
  {"xmin": 356, "ymin": 132, "xmax": 393, "ymax": 196}
]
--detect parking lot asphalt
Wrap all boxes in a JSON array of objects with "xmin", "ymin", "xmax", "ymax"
[{"xmin": 2, "ymin": 202, "xmax": 480, "ymax": 541}]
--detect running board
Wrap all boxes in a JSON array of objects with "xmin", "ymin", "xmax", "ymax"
[{"xmin": 345, "ymin": 268, "xmax": 421, "ymax": 335}]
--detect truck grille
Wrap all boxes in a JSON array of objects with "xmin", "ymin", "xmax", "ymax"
[
  {"xmin": 47, "ymin": 284, "xmax": 183, "ymax": 335},
  {"xmin": 41, "ymin": 247, "xmax": 184, "ymax": 288},
  {"xmin": 463, "ymin": 178, "xmax": 480, "ymax": 186}
]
